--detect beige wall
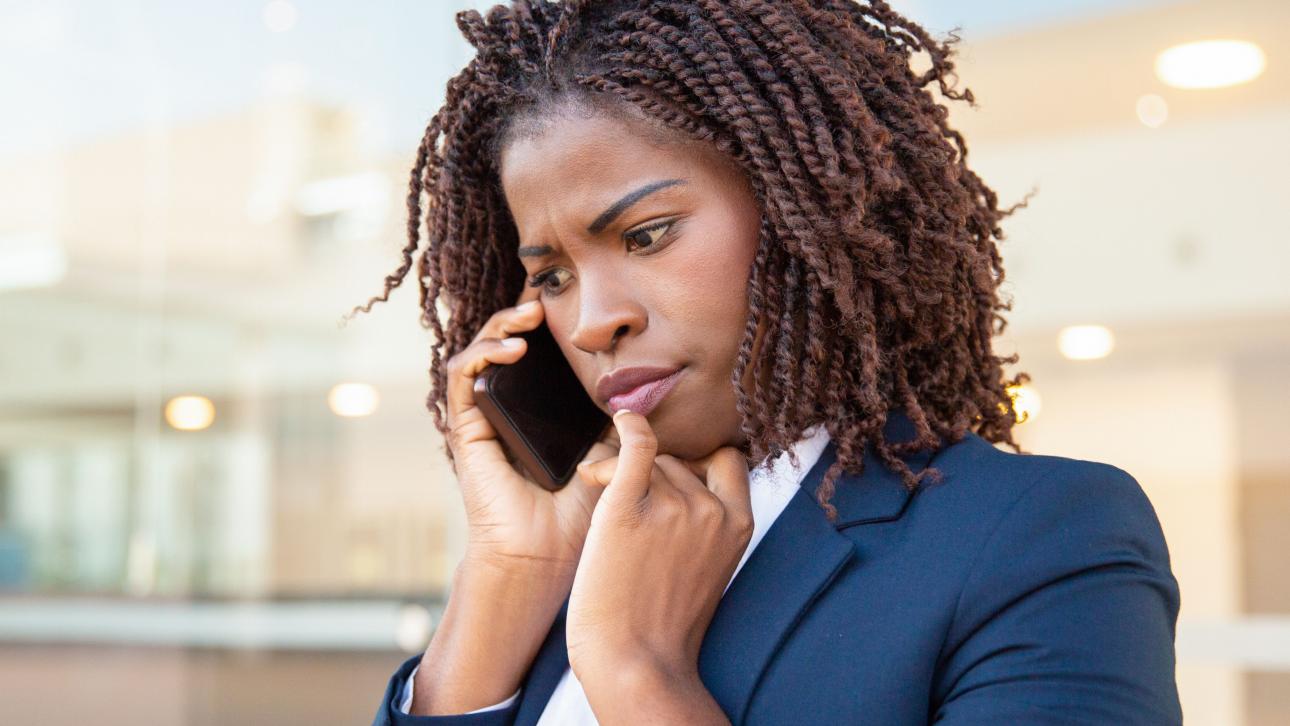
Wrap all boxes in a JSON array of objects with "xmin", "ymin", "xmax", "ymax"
[{"xmin": 0, "ymin": 644, "xmax": 400, "ymax": 726}]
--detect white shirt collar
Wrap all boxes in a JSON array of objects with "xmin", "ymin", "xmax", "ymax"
[{"xmin": 725, "ymin": 423, "xmax": 833, "ymax": 594}]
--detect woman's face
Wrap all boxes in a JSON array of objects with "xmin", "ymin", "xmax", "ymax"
[{"xmin": 498, "ymin": 108, "xmax": 764, "ymax": 460}]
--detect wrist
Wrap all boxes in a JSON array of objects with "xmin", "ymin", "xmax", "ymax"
[
  {"xmin": 576, "ymin": 649, "xmax": 697, "ymax": 691},
  {"xmin": 457, "ymin": 546, "xmax": 576, "ymax": 598},
  {"xmin": 461, "ymin": 540, "xmax": 578, "ymax": 572},
  {"xmin": 413, "ymin": 556, "xmax": 570, "ymax": 716},
  {"xmin": 580, "ymin": 657, "xmax": 727, "ymax": 725}
]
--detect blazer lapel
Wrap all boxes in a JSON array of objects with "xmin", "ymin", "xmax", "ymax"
[
  {"xmin": 697, "ymin": 410, "xmax": 935, "ymax": 723},
  {"xmin": 696, "ymin": 448, "xmax": 855, "ymax": 724}
]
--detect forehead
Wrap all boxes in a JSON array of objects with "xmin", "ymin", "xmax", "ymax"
[{"xmin": 498, "ymin": 111, "xmax": 710, "ymax": 215}]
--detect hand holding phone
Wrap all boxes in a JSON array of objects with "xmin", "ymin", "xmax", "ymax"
[
  {"xmin": 442, "ymin": 294, "xmax": 617, "ymax": 580},
  {"xmin": 474, "ymin": 319, "xmax": 611, "ymax": 491}
]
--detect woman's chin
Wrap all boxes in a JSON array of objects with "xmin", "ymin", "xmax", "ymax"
[
  {"xmin": 624, "ymin": 391, "xmax": 738, "ymax": 460},
  {"xmin": 650, "ymin": 423, "xmax": 723, "ymax": 461}
]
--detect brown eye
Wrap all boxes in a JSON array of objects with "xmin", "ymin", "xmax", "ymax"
[
  {"xmin": 526, "ymin": 268, "xmax": 572, "ymax": 296},
  {"xmin": 624, "ymin": 219, "xmax": 677, "ymax": 253}
]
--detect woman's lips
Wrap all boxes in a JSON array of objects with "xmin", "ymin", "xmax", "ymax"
[{"xmin": 607, "ymin": 367, "xmax": 685, "ymax": 416}]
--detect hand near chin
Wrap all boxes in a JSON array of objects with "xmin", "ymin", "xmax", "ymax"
[{"xmin": 566, "ymin": 409, "xmax": 754, "ymax": 702}]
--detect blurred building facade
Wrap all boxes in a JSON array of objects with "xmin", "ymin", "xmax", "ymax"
[{"xmin": 1, "ymin": 99, "xmax": 465, "ymax": 600}]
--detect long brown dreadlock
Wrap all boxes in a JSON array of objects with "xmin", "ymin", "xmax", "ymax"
[{"xmin": 345, "ymin": 0, "xmax": 1031, "ymax": 523}]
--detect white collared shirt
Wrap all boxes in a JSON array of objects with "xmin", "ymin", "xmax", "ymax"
[{"xmin": 400, "ymin": 424, "xmax": 832, "ymax": 722}]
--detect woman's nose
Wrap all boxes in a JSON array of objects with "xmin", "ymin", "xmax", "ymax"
[{"xmin": 568, "ymin": 275, "xmax": 647, "ymax": 354}]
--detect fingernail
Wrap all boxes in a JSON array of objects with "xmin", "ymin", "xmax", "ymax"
[
  {"xmin": 517, "ymin": 300, "xmax": 538, "ymax": 311},
  {"xmin": 613, "ymin": 408, "xmax": 632, "ymax": 419},
  {"xmin": 501, "ymin": 337, "xmax": 523, "ymax": 348}
]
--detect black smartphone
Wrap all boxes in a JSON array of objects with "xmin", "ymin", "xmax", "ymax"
[{"xmin": 473, "ymin": 320, "xmax": 611, "ymax": 491}]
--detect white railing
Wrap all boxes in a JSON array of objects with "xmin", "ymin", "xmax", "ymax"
[{"xmin": 0, "ymin": 597, "xmax": 443, "ymax": 652}]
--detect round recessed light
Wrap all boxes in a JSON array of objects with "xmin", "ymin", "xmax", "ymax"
[
  {"xmin": 1155, "ymin": 39, "xmax": 1266, "ymax": 89},
  {"xmin": 1005, "ymin": 383, "xmax": 1041, "ymax": 423},
  {"xmin": 329, "ymin": 382, "xmax": 380, "ymax": 417},
  {"xmin": 165, "ymin": 395, "xmax": 216, "ymax": 431},
  {"xmin": 1058, "ymin": 325, "xmax": 1115, "ymax": 361}
]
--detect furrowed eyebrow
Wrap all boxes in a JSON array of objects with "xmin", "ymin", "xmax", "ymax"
[
  {"xmin": 586, "ymin": 178, "xmax": 686, "ymax": 234},
  {"xmin": 517, "ymin": 244, "xmax": 554, "ymax": 260},
  {"xmin": 515, "ymin": 178, "xmax": 687, "ymax": 261}
]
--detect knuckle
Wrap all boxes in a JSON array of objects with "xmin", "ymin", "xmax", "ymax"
[
  {"xmin": 732, "ymin": 524, "xmax": 753, "ymax": 549},
  {"xmin": 446, "ymin": 352, "xmax": 465, "ymax": 377},
  {"xmin": 727, "ymin": 503, "xmax": 754, "ymax": 536},
  {"xmin": 720, "ymin": 447, "xmax": 746, "ymax": 470},
  {"xmin": 694, "ymin": 495, "xmax": 724, "ymax": 523},
  {"xmin": 660, "ymin": 507, "xmax": 685, "ymax": 528},
  {"xmin": 654, "ymin": 495, "xmax": 685, "ymax": 523}
]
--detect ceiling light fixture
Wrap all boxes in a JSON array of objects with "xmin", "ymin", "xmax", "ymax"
[
  {"xmin": 1058, "ymin": 325, "xmax": 1115, "ymax": 361},
  {"xmin": 1155, "ymin": 39, "xmax": 1266, "ymax": 90}
]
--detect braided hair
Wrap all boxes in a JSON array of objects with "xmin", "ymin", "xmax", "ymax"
[{"xmin": 347, "ymin": 0, "xmax": 1031, "ymax": 522}]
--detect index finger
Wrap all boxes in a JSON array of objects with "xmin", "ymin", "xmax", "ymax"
[{"xmin": 469, "ymin": 292, "xmax": 544, "ymax": 346}]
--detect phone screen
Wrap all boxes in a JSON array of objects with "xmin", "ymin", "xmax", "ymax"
[{"xmin": 473, "ymin": 320, "xmax": 611, "ymax": 490}]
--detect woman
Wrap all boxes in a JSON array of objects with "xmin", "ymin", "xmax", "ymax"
[{"xmin": 357, "ymin": 1, "xmax": 1182, "ymax": 723}]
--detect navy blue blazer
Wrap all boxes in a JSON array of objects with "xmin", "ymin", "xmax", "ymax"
[{"xmin": 374, "ymin": 411, "xmax": 1182, "ymax": 725}]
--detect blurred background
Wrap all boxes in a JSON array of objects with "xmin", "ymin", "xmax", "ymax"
[{"xmin": 0, "ymin": 0, "xmax": 1286, "ymax": 723}]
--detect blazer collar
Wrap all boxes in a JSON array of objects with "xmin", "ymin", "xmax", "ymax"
[
  {"xmin": 810, "ymin": 408, "xmax": 939, "ymax": 529},
  {"xmin": 513, "ymin": 409, "xmax": 939, "ymax": 725}
]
